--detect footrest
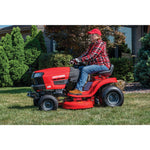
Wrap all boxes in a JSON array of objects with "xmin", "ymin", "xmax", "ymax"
[{"xmin": 83, "ymin": 82, "xmax": 93, "ymax": 91}]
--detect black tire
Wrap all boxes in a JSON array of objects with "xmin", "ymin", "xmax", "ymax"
[
  {"xmin": 38, "ymin": 95, "xmax": 58, "ymax": 111},
  {"xmin": 33, "ymin": 98, "xmax": 39, "ymax": 107},
  {"xmin": 102, "ymin": 85, "xmax": 124, "ymax": 107}
]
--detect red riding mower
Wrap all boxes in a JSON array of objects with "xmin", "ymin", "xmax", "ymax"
[{"xmin": 27, "ymin": 62, "xmax": 124, "ymax": 111}]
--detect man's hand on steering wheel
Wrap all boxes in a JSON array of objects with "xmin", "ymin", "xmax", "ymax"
[{"xmin": 70, "ymin": 58, "xmax": 82, "ymax": 65}]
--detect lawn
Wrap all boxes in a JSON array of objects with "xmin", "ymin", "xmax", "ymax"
[{"xmin": 0, "ymin": 87, "xmax": 150, "ymax": 125}]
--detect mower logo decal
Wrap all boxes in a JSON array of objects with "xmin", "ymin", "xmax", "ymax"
[
  {"xmin": 52, "ymin": 75, "xmax": 66, "ymax": 79},
  {"xmin": 47, "ymin": 85, "xmax": 51, "ymax": 88}
]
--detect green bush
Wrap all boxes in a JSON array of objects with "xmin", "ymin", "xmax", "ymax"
[
  {"xmin": 0, "ymin": 46, "xmax": 13, "ymax": 87},
  {"xmin": 25, "ymin": 26, "xmax": 46, "ymax": 53},
  {"xmin": 22, "ymin": 26, "xmax": 47, "ymax": 85},
  {"xmin": 39, "ymin": 53, "xmax": 52, "ymax": 69},
  {"xmin": 108, "ymin": 43, "xmax": 131, "ymax": 58},
  {"xmin": 39, "ymin": 52, "xmax": 73, "ymax": 69},
  {"xmin": 24, "ymin": 48, "xmax": 41, "ymax": 66},
  {"xmin": 36, "ymin": 31, "xmax": 47, "ymax": 53},
  {"xmin": 0, "ymin": 33, "xmax": 13, "ymax": 61},
  {"xmin": 110, "ymin": 57, "xmax": 134, "ymax": 82},
  {"xmin": 11, "ymin": 27, "xmax": 25, "ymax": 63},
  {"xmin": 50, "ymin": 53, "xmax": 73, "ymax": 67},
  {"xmin": 9, "ymin": 60, "xmax": 29, "ymax": 86},
  {"xmin": 134, "ymin": 32, "xmax": 150, "ymax": 87}
]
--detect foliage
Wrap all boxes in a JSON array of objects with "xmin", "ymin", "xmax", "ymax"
[
  {"xmin": 38, "ymin": 53, "xmax": 52, "ymax": 69},
  {"xmin": 24, "ymin": 48, "xmax": 41, "ymax": 66},
  {"xmin": 0, "ymin": 46, "xmax": 13, "ymax": 87},
  {"xmin": 39, "ymin": 52, "xmax": 73, "ymax": 69},
  {"xmin": 11, "ymin": 27, "xmax": 25, "ymax": 63},
  {"xmin": 45, "ymin": 25, "xmax": 126, "ymax": 57},
  {"xmin": 0, "ymin": 33, "xmax": 14, "ymax": 60},
  {"xmin": 9, "ymin": 60, "xmax": 29, "ymax": 85},
  {"xmin": 24, "ymin": 26, "xmax": 47, "ymax": 83},
  {"xmin": 23, "ymin": 25, "xmax": 47, "ymax": 85},
  {"xmin": 31, "ymin": 25, "xmax": 38, "ymax": 38},
  {"xmin": 0, "ymin": 25, "xmax": 47, "ymax": 87},
  {"xmin": 110, "ymin": 57, "xmax": 134, "ymax": 82},
  {"xmin": 8, "ymin": 27, "xmax": 29, "ymax": 85},
  {"xmin": 25, "ymin": 26, "xmax": 46, "ymax": 52},
  {"xmin": 36, "ymin": 30, "xmax": 47, "ymax": 52},
  {"xmin": 109, "ymin": 43, "xmax": 131, "ymax": 58},
  {"xmin": 49, "ymin": 53, "xmax": 73, "ymax": 67},
  {"xmin": 25, "ymin": 35, "xmax": 41, "ymax": 51},
  {"xmin": 134, "ymin": 32, "xmax": 150, "ymax": 87}
]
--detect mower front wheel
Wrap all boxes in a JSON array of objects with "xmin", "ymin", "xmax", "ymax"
[
  {"xmin": 33, "ymin": 98, "xmax": 39, "ymax": 107},
  {"xmin": 38, "ymin": 95, "xmax": 58, "ymax": 111}
]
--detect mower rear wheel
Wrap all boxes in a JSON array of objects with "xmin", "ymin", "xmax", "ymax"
[
  {"xmin": 38, "ymin": 95, "xmax": 58, "ymax": 111},
  {"xmin": 102, "ymin": 85, "xmax": 124, "ymax": 107}
]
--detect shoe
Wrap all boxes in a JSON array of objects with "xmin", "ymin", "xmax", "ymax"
[{"xmin": 69, "ymin": 89, "xmax": 82, "ymax": 95}]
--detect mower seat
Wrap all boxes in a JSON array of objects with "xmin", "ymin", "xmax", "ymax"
[{"xmin": 93, "ymin": 64, "xmax": 114, "ymax": 77}]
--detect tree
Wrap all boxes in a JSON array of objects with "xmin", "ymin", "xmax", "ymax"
[
  {"xmin": 36, "ymin": 31, "xmax": 47, "ymax": 52},
  {"xmin": 25, "ymin": 26, "xmax": 46, "ymax": 52},
  {"xmin": 0, "ymin": 33, "xmax": 13, "ymax": 60},
  {"xmin": 0, "ymin": 46, "xmax": 13, "ymax": 87},
  {"xmin": 11, "ymin": 27, "xmax": 25, "ymax": 63},
  {"xmin": 10, "ymin": 27, "xmax": 29, "ymax": 85},
  {"xmin": 31, "ymin": 25, "xmax": 38, "ymax": 38},
  {"xmin": 23, "ymin": 25, "xmax": 46, "ymax": 85},
  {"xmin": 134, "ymin": 32, "xmax": 150, "ymax": 87},
  {"xmin": 45, "ymin": 25, "xmax": 126, "ymax": 57}
]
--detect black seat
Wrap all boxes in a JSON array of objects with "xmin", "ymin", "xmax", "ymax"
[{"xmin": 93, "ymin": 64, "xmax": 114, "ymax": 77}]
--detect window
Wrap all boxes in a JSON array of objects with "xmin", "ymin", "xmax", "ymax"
[{"xmin": 118, "ymin": 27, "xmax": 132, "ymax": 52}]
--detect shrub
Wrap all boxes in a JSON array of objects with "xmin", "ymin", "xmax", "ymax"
[
  {"xmin": 39, "ymin": 53, "xmax": 52, "ymax": 69},
  {"xmin": 0, "ymin": 46, "xmax": 13, "ymax": 87},
  {"xmin": 9, "ymin": 60, "xmax": 29, "ymax": 86},
  {"xmin": 134, "ymin": 32, "xmax": 150, "ymax": 87},
  {"xmin": 110, "ymin": 57, "xmax": 134, "ymax": 82},
  {"xmin": 39, "ymin": 52, "xmax": 73, "ymax": 69},
  {"xmin": 108, "ymin": 43, "xmax": 131, "ymax": 58},
  {"xmin": 24, "ymin": 48, "xmax": 41, "ymax": 66},
  {"xmin": 0, "ymin": 33, "xmax": 13, "ymax": 61},
  {"xmin": 11, "ymin": 27, "xmax": 25, "ymax": 63},
  {"xmin": 50, "ymin": 53, "xmax": 73, "ymax": 67},
  {"xmin": 25, "ymin": 26, "xmax": 46, "ymax": 53},
  {"xmin": 36, "ymin": 31, "xmax": 47, "ymax": 53}
]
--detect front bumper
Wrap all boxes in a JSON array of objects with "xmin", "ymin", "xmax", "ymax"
[
  {"xmin": 31, "ymin": 84, "xmax": 46, "ymax": 92},
  {"xmin": 27, "ymin": 91, "xmax": 37, "ymax": 98}
]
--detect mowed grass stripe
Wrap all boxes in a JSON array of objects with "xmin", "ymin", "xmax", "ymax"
[{"xmin": 0, "ymin": 87, "xmax": 150, "ymax": 125}]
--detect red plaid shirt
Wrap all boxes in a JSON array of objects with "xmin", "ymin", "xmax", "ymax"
[{"xmin": 79, "ymin": 40, "xmax": 111, "ymax": 69}]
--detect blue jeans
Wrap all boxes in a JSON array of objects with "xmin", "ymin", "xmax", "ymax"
[{"xmin": 76, "ymin": 65, "xmax": 109, "ymax": 91}]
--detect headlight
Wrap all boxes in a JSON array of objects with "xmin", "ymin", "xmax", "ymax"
[{"xmin": 34, "ymin": 72, "xmax": 44, "ymax": 78}]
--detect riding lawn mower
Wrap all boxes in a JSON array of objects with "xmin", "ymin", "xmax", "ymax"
[{"xmin": 27, "ymin": 62, "xmax": 124, "ymax": 111}]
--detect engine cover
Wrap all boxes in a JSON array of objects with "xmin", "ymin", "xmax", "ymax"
[{"xmin": 33, "ymin": 67, "xmax": 80, "ymax": 90}]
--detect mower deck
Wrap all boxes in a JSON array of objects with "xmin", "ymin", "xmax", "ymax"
[{"xmin": 63, "ymin": 101, "xmax": 94, "ymax": 109}]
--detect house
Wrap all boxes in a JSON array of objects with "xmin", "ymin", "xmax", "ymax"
[
  {"xmin": 0, "ymin": 25, "xmax": 149, "ymax": 57},
  {"xmin": 120, "ymin": 25, "xmax": 149, "ymax": 56}
]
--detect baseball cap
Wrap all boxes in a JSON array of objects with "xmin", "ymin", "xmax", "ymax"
[{"xmin": 88, "ymin": 28, "xmax": 102, "ymax": 36}]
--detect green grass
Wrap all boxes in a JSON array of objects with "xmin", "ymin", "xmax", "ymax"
[{"xmin": 0, "ymin": 87, "xmax": 150, "ymax": 125}]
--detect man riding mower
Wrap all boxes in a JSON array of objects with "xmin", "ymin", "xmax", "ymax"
[{"xmin": 27, "ymin": 28, "xmax": 124, "ymax": 111}]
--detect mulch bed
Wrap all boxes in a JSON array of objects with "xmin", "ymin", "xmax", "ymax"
[{"xmin": 124, "ymin": 82, "xmax": 150, "ymax": 94}]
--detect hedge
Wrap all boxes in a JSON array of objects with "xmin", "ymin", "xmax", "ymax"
[{"xmin": 110, "ymin": 57, "xmax": 134, "ymax": 82}]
